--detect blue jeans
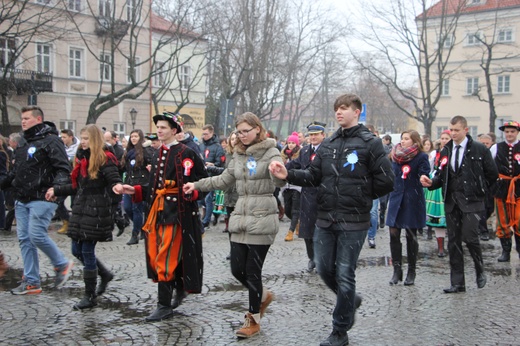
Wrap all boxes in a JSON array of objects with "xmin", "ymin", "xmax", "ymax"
[
  {"xmin": 368, "ymin": 199, "xmax": 379, "ymax": 240},
  {"xmin": 314, "ymin": 225, "xmax": 367, "ymax": 332},
  {"xmin": 15, "ymin": 200, "xmax": 68, "ymax": 285},
  {"xmin": 202, "ymin": 190, "xmax": 215, "ymax": 225},
  {"xmin": 71, "ymin": 240, "xmax": 97, "ymax": 270},
  {"xmin": 123, "ymin": 194, "xmax": 144, "ymax": 234}
]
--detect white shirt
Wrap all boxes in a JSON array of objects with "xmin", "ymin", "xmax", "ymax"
[{"xmin": 451, "ymin": 137, "xmax": 468, "ymax": 171}]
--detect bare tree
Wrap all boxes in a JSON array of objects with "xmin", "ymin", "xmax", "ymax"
[
  {"xmin": 202, "ymin": 0, "xmax": 289, "ymax": 130},
  {"xmin": 60, "ymin": 0, "xmax": 206, "ymax": 124},
  {"xmin": 273, "ymin": 0, "xmax": 338, "ymax": 137},
  {"xmin": 468, "ymin": 10, "xmax": 520, "ymax": 133},
  {"xmin": 348, "ymin": 0, "xmax": 465, "ymax": 136},
  {"xmin": 0, "ymin": 1, "xmax": 67, "ymax": 132}
]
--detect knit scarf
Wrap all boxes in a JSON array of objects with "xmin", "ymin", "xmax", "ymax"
[
  {"xmin": 283, "ymin": 145, "xmax": 300, "ymax": 160},
  {"xmin": 391, "ymin": 143, "xmax": 420, "ymax": 165}
]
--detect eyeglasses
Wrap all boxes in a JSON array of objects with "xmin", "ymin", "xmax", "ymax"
[{"xmin": 236, "ymin": 128, "xmax": 255, "ymax": 136}]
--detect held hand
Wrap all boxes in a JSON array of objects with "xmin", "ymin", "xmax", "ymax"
[
  {"xmin": 420, "ymin": 175, "xmax": 432, "ymax": 187},
  {"xmin": 45, "ymin": 187, "xmax": 55, "ymax": 201},
  {"xmin": 121, "ymin": 184, "xmax": 136, "ymax": 195},
  {"xmin": 205, "ymin": 162, "xmax": 215, "ymax": 167},
  {"xmin": 183, "ymin": 182, "xmax": 195, "ymax": 194},
  {"xmin": 112, "ymin": 183, "xmax": 124, "ymax": 195},
  {"xmin": 146, "ymin": 164, "xmax": 151, "ymax": 172},
  {"xmin": 269, "ymin": 161, "xmax": 288, "ymax": 180}
]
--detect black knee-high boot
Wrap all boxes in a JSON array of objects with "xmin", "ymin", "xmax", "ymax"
[
  {"xmin": 74, "ymin": 269, "xmax": 98, "ymax": 310},
  {"xmin": 145, "ymin": 281, "xmax": 174, "ymax": 322},
  {"xmin": 96, "ymin": 260, "xmax": 114, "ymax": 296},
  {"xmin": 404, "ymin": 236, "xmax": 418, "ymax": 286},
  {"xmin": 389, "ymin": 243, "xmax": 402, "ymax": 285}
]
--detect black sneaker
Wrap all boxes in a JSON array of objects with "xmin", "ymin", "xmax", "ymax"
[
  {"xmin": 368, "ymin": 238, "xmax": 376, "ymax": 248},
  {"xmin": 320, "ymin": 329, "xmax": 349, "ymax": 346}
]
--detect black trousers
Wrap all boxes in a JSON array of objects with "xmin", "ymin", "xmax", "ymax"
[
  {"xmin": 446, "ymin": 204, "xmax": 484, "ymax": 287},
  {"xmin": 230, "ymin": 242, "xmax": 270, "ymax": 314}
]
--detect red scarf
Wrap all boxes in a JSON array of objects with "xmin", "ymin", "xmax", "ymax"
[
  {"xmin": 71, "ymin": 150, "xmax": 117, "ymax": 188},
  {"xmin": 391, "ymin": 143, "xmax": 420, "ymax": 165}
]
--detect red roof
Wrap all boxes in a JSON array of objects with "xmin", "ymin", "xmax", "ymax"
[
  {"xmin": 150, "ymin": 13, "xmax": 203, "ymax": 39},
  {"xmin": 423, "ymin": 0, "xmax": 520, "ymax": 18}
]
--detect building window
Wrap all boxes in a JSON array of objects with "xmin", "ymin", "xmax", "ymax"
[
  {"xmin": 36, "ymin": 0, "xmax": 52, "ymax": 4},
  {"xmin": 126, "ymin": 0, "xmax": 137, "ymax": 21},
  {"xmin": 180, "ymin": 64, "xmax": 191, "ymax": 89},
  {"xmin": 113, "ymin": 123, "xmax": 126, "ymax": 139},
  {"xmin": 497, "ymin": 75, "xmax": 510, "ymax": 94},
  {"xmin": 100, "ymin": 53, "xmax": 111, "ymax": 81},
  {"xmin": 69, "ymin": 48, "xmax": 83, "ymax": 78},
  {"xmin": 60, "ymin": 120, "xmax": 76, "ymax": 134},
  {"xmin": 68, "ymin": 0, "xmax": 81, "ymax": 11},
  {"xmin": 467, "ymin": 32, "xmax": 481, "ymax": 46},
  {"xmin": 467, "ymin": 0, "xmax": 484, "ymax": 5},
  {"xmin": 36, "ymin": 43, "xmax": 51, "ymax": 73},
  {"xmin": 127, "ymin": 57, "xmax": 140, "ymax": 83},
  {"xmin": 0, "ymin": 37, "xmax": 16, "ymax": 68},
  {"xmin": 436, "ymin": 126, "xmax": 448, "ymax": 138},
  {"xmin": 99, "ymin": 0, "xmax": 112, "ymax": 17},
  {"xmin": 440, "ymin": 34, "xmax": 454, "ymax": 49},
  {"xmin": 498, "ymin": 29, "xmax": 513, "ymax": 43},
  {"xmin": 154, "ymin": 61, "xmax": 166, "ymax": 86},
  {"xmin": 469, "ymin": 126, "xmax": 478, "ymax": 138},
  {"xmin": 441, "ymin": 79, "xmax": 450, "ymax": 96},
  {"xmin": 466, "ymin": 77, "xmax": 479, "ymax": 95}
]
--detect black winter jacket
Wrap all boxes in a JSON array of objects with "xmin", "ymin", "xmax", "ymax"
[
  {"xmin": 53, "ymin": 148, "xmax": 122, "ymax": 242},
  {"xmin": 287, "ymin": 125, "xmax": 395, "ymax": 224},
  {"xmin": 200, "ymin": 134, "xmax": 225, "ymax": 167},
  {"xmin": 430, "ymin": 135, "xmax": 498, "ymax": 202},
  {"xmin": 123, "ymin": 147, "xmax": 153, "ymax": 187},
  {"xmin": 1, "ymin": 122, "xmax": 71, "ymax": 202}
]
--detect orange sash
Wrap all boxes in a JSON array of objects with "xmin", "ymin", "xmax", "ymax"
[
  {"xmin": 142, "ymin": 180, "xmax": 182, "ymax": 282},
  {"xmin": 499, "ymin": 173, "xmax": 520, "ymax": 228}
]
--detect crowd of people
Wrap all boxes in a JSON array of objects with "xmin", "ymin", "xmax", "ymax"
[{"xmin": 0, "ymin": 97, "xmax": 518, "ymax": 346}]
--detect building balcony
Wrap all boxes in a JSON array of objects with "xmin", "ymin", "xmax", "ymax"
[
  {"xmin": 95, "ymin": 17, "xmax": 130, "ymax": 39},
  {"xmin": 0, "ymin": 67, "xmax": 53, "ymax": 95}
]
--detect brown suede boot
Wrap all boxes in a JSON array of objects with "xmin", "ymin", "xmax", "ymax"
[
  {"xmin": 0, "ymin": 252, "xmax": 8, "ymax": 278},
  {"xmin": 236, "ymin": 312, "xmax": 261, "ymax": 338},
  {"xmin": 260, "ymin": 290, "xmax": 274, "ymax": 318},
  {"xmin": 57, "ymin": 220, "xmax": 69, "ymax": 234},
  {"xmin": 284, "ymin": 230, "xmax": 294, "ymax": 241}
]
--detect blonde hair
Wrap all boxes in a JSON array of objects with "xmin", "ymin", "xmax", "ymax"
[{"xmin": 76, "ymin": 125, "xmax": 107, "ymax": 180}]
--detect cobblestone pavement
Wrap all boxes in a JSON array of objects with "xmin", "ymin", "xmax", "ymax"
[{"xmin": 1, "ymin": 218, "xmax": 519, "ymax": 345}]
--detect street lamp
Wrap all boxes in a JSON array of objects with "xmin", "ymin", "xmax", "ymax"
[
  {"xmin": 430, "ymin": 106, "xmax": 438, "ymax": 118},
  {"xmin": 130, "ymin": 108, "xmax": 137, "ymax": 129}
]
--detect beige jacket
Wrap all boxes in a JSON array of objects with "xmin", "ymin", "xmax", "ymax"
[{"xmin": 194, "ymin": 138, "xmax": 285, "ymax": 245}]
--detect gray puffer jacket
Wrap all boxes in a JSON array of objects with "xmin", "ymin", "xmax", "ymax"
[{"xmin": 194, "ymin": 138, "xmax": 285, "ymax": 245}]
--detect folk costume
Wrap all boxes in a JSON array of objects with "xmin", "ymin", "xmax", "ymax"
[
  {"xmin": 494, "ymin": 121, "xmax": 520, "ymax": 261},
  {"xmin": 132, "ymin": 113, "xmax": 208, "ymax": 322}
]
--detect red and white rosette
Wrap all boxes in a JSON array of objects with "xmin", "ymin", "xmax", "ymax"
[
  {"xmin": 514, "ymin": 153, "xmax": 520, "ymax": 165},
  {"xmin": 182, "ymin": 158, "xmax": 194, "ymax": 176},
  {"xmin": 310, "ymin": 153, "xmax": 316, "ymax": 161},
  {"xmin": 439, "ymin": 156, "xmax": 448, "ymax": 170},
  {"xmin": 401, "ymin": 165, "xmax": 411, "ymax": 179}
]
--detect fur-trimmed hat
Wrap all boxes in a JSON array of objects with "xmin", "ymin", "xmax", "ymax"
[
  {"xmin": 152, "ymin": 112, "xmax": 183, "ymax": 132},
  {"xmin": 499, "ymin": 120, "xmax": 520, "ymax": 132},
  {"xmin": 287, "ymin": 131, "xmax": 300, "ymax": 145}
]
